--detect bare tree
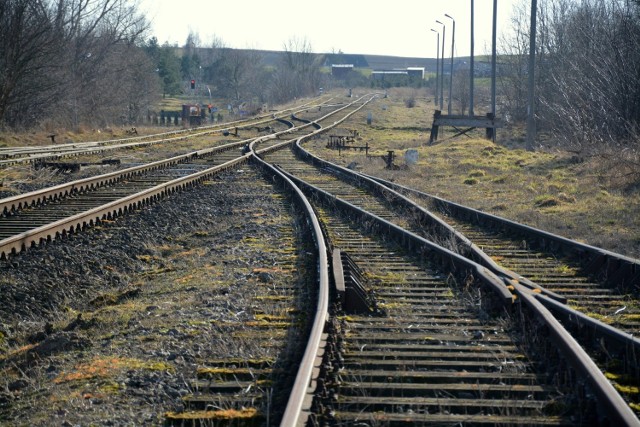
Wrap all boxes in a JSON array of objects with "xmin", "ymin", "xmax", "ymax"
[
  {"xmin": 270, "ymin": 37, "xmax": 324, "ymax": 103},
  {"xmin": 219, "ymin": 49, "xmax": 264, "ymax": 102},
  {"xmin": 502, "ymin": 0, "xmax": 640, "ymax": 152},
  {"xmin": 0, "ymin": 0, "xmax": 59, "ymax": 126},
  {"xmin": 0, "ymin": 0, "xmax": 152, "ymax": 128},
  {"xmin": 452, "ymin": 69, "xmax": 469, "ymax": 115}
]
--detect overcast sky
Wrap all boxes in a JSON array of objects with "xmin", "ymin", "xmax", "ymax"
[{"xmin": 139, "ymin": 0, "xmax": 525, "ymax": 58}]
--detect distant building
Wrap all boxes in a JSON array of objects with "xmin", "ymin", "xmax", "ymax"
[
  {"xmin": 324, "ymin": 54, "xmax": 369, "ymax": 68},
  {"xmin": 407, "ymin": 67, "xmax": 425, "ymax": 79},
  {"xmin": 332, "ymin": 64, "xmax": 354, "ymax": 78},
  {"xmin": 372, "ymin": 67, "xmax": 424, "ymax": 81},
  {"xmin": 371, "ymin": 70, "xmax": 408, "ymax": 80}
]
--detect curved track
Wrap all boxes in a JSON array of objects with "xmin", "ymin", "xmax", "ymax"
[
  {"xmin": 258, "ymin": 131, "xmax": 637, "ymax": 424},
  {"xmin": 0, "ymin": 98, "xmax": 327, "ymax": 167},
  {"xmin": 0, "ymin": 98, "xmax": 367, "ymax": 260},
  {"xmin": 362, "ymin": 175, "xmax": 640, "ymax": 412},
  {"xmin": 0, "ymin": 96, "xmax": 365, "ymax": 426},
  {"xmin": 162, "ymin": 168, "xmax": 319, "ymax": 426},
  {"xmin": 4, "ymin": 92, "xmax": 640, "ymax": 425}
]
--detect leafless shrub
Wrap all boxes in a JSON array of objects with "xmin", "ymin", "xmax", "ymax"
[
  {"xmin": 0, "ymin": 0, "xmax": 157, "ymax": 129},
  {"xmin": 502, "ymin": 0, "xmax": 640, "ymax": 157},
  {"xmin": 452, "ymin": 70, "xmax": 470, "ymax": 116}
]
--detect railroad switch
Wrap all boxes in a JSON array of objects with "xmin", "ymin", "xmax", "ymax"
[{"xmin": 332, "ymin": 249, "xmax": 380, "ymax": 315}]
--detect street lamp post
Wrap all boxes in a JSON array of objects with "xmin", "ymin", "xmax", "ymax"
[
  {"xmin": 491, "ymin": 0, "xmax": 497, "ymax": 141},
  {"xmin": 430, "ymin": 29, "xmax": 439, "ymax": 106},
  {"xmin": 435, "ymin": 20, "xmax": 446, "ymax": 110},
  {"xmin": 470, "ymin": 0, "xmax": 475, "ymax": 116},
  {"xmin": 526, "ymin": 0, "xmax": 538, "ymax": 151},
  {"xmin": 444, "ymin": 13, "xmax": 455, "ymax": 115}
]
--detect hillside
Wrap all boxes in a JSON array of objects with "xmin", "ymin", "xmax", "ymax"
[{"xmin": 180, "ymin": 46, "xmax": 439, "ymax": 72}]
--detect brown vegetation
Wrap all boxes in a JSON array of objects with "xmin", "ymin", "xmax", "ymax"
[{"xmin": 308, "ymin": 87, "xmax": 640, "ymax": 259}]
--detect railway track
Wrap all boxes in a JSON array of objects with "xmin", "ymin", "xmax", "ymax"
[
  {"xmin": 0, "ymin": 98, "xmax": 328, "ymax": 167},
  {"xmin": 0, "ymin": 95, "xmax": 370, "ymax": 425},
  {"xmin": 0, "ymin": 165, "xmax": 318, "ymax": 426},
  {"xmin": 4, "ymin": 90, "xmax": 639, "ymax": 425},
  {"xmin": 0, "ymin": 97, "xmax": 370, "ymax": 260},
  {"xmin": 305, "ymin": 206, "xmax": 580, "ymax": 425},
  {"xmin": 256, "ymin": 130, "xmax": 640, "ymax": 423},
  {"xmin": 360, "ymin": 174, "xmax": 640, "ymax": 411},
  {"xmin": 163, "ymin": 168, "xmax": 318, "ymax": 426}
]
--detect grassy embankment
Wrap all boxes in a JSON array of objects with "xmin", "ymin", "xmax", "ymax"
[{"xmin": 308, "ymin": 87, "xmax": 640, "ymax": 259}]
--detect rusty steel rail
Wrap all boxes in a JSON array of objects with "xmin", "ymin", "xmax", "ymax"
[
  {"xmin": 0, "ymin": 98, "xmax": 329, "ymax": 166},
  {"xmin": 364, "ymin": 175, "xmax": 640, "ymax": 294},
  {"xmin": 293, "ymin": 141, "xmax": 568, "ymax": 303},
  {"xmin": 1, "ymin": 141, "xmax": 248, "ymax": 217},
  {"xmin": 290, "ymin": 141, "xmax": 640, "ymax": 352},
  {"xmin": 513, "ymin": 284, "xmax": 640, "ymax": 426},
  {"xmin": 248, "ymin": 95, "xmax": 377, "ymax": 426},
  {"xmin": 253, "ymin": 95, "xmax": 377, "ymax": 158},
  {"xmin": 269, "ymin": 162, "xmax": 640, "ymax": 425},
  {"xmin": 250, "ymin": 152, "xmax": 329, "ymax": 427},
  {"xmin": 0, "ymin": 98, "xmax": 342, "ymax": 216},
  {"xmin": 359, "ymin": 175, "xmax": 640, "ymax": 348},
  {"xmin": 274, "ymin": 165, "xmax": 513, "ymax": 304},
  {"xmin": 255, "ymin": 126, "xmax": 640, "ymax": 423},
  {"xmin": 0, "ymin": 96, "xmax": 372, "ymax": 259},
  {"xmin": 0, "ymin": 154, "xmax": 251, "ymax": 259},
  {"xmin": 0, "ymin": 96, "xmax": 367, "ymax": 425}
]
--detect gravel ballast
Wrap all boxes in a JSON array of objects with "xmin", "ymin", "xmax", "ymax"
[{"xmin": 0, "ymin": 165, "xmax": 315, "ymax": 426}]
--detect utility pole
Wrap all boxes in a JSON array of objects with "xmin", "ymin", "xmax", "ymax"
[
  {"xmin": 526, "ymin": 0, "xmax": 537, "ymax": 151},
  {"xmin": 431, "ymin": 29, "xmax": 440, "ymax": 106},
  {"xmin": 438, "ymin": 22, "xmax": 446, "ymax": 109},
  {"xmin": 469, "ymin": 0, "xmax": 475, "ymax": 116},
  {"xmin": 491, "ymin": 0, "xmax": 497, "ymax": 141},
  {"xmin": 445, "ymin": 14, "xmax": 455, "ymax": 115}
]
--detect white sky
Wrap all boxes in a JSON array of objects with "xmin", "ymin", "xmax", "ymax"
[{"xmin": 139, "ymin": 0, "xmax": 524, "ymax": 58}]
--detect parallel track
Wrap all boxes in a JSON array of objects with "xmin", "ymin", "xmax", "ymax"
[
  {"xmin": 258, "ymin": 136, "xmax": 637, "ymax": 424},
  {"xmin": 0, "ymin": 98, "xmax": 328, "ymax": 167},
  {"xmin": 362, "ymin": 175, "xmax": 640, "ymax": 412},
  {"xmin": 346, "ymin": 175, "xmax": 640, "ymax": 334},
  {"xmin": 0, "ymin": 96, "xmax": 365, "ymax": 426},
  {"xmin": 261, "ymin": 146, "xmax": 581, "ymax": 425},
  {"xmin": 5, "ymin": 91, "xmax": 640, "ymax": 425},
  {"xmin": 311, "ymin": 205, "xmax": 581, "ymax": 425},
  {"xmin": 0, "ymin": 97, "xmax": 370, "ymax": 260}
]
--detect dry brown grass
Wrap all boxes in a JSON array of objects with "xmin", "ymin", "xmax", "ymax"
[{"xmin": 309, "ymin": 87, "xmax": 640, "ymax": 259}]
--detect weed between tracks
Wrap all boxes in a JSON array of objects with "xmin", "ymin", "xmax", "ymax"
[{"xmin": 309, "ymin": 200, "xmax": 577, "ymax": 423}]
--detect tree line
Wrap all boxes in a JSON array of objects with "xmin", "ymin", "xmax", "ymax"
[
  {"xmin": 0, "ymin": 0, "xmax": 330, "ymax": 130},
  {"xmin": 501, "ymin": 0, "xmax": 640, "ymax": 153},
  {"xmin": 144, "ymin": 34, "xmax": 329, "ymax": 108},
  {"xmin": 2, "ymin": 0, "xmax": 640, "ymax": 160},
  {"xmin": 0, "ymin": 0, "xmax": 153, "ymax": 129}
]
